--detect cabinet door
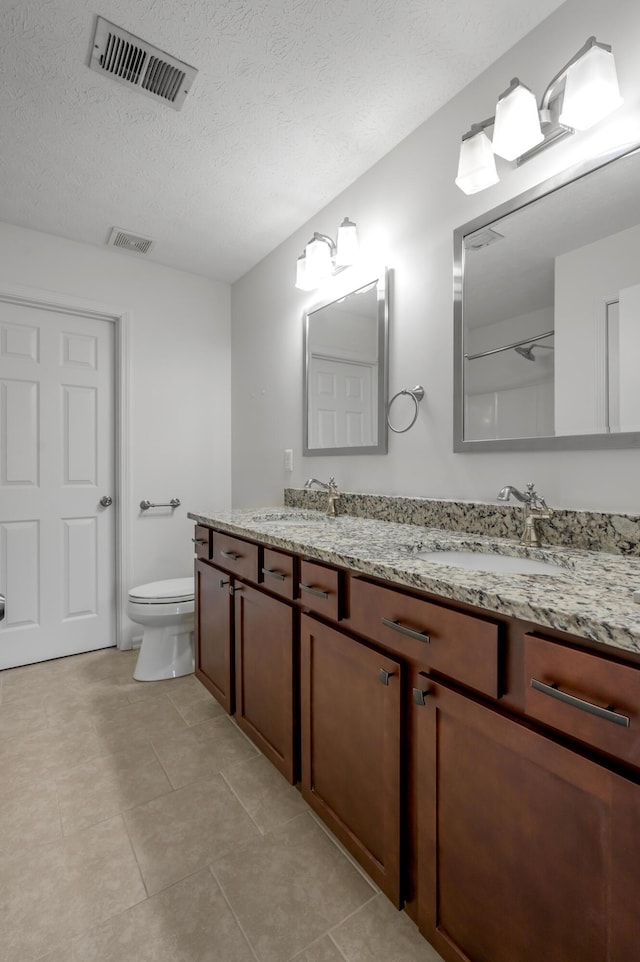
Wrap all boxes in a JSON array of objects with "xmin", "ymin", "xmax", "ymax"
[
  {"xmin": 300, "ymin": 614, "xmax": 402, "ymax": 905},
  {"xmin": 194, "ymin": 559, "xmax": 234, "ymax": 713},
  {"xmin": 414, "ymin": 675, "xmax": 640, "ymax": 962},
  {"xmin": 234, "ymin": 584, "xmax": 297, "ymax": 782}
]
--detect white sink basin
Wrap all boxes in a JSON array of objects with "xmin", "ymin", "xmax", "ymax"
[{"xmin": 416, "ymin": 550, "xmax": 567, "ymax": 576}]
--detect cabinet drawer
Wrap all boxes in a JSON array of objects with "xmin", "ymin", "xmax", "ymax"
[
  {"xmin": 192, "ymin": 525, "xmax": 212, "ymax": 560},
  {"xmin": 212, "ymin": 532, "xmax": 259, "ymax": 582},
  {"xmin": 298, "ymin": 560, "xmax": 343, "ymax": 621},
  {"xmin": 524, "ymin": 634, "xmax": 640, "ymax": 768},
  {"xmin": 261, "ymin": 547, "xmax": 296, "ymax": 601},
  {"xmin": 348, "ymin": 578, "xmax": 500, "ymax": 697}
]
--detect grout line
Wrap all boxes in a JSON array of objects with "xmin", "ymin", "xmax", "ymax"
[
  {"xmin": 219, "ymin": 767, "xmax": 266, "ymax": 836},
  {"xmin": 207, "ymin": 864, "xmax": 261, "ymax": 962},
  {"xmin": 307, "ymin": 810, "xmax": 381, "ymax": 894}
]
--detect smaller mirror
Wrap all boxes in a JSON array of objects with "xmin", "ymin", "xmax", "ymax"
[{"xmin": 304, "ymin": 269, "xmax": 389, "ymax": 455}]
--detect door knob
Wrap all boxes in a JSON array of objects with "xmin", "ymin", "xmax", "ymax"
[{"xmin": 99, "ymin": 495, "xmax": 113, "ymax": 507}]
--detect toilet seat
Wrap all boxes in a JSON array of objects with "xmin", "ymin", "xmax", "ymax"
[{"xmin": 129, "ymin": 577, "xmax": 194, "ymax": 604}]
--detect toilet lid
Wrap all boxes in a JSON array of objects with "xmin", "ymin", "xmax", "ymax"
[{"xmin": 129, "ymin": 577, "xmax": 194, "ymax": 603}]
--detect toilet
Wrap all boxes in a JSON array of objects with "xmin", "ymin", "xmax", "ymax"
[{"xmin": 127, "ymin": 577, "xmax": 195, "ymax": 681}]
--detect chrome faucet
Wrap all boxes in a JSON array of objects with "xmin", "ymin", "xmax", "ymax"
[
  {"xmin": 497, "ymin": 482, "xmax": 552, "ymax": 547},
  {"xmin": 304, "ymin": 476, "xmax": 340, "ymax": 517}
]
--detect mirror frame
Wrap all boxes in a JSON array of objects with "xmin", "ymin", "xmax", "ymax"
[
  {"xmin": 453, "ymin": 141, "xmax": 640, "ymax": 452},
  {"xmin": 303, "ymin": 267, "xmax": 389, "ymax": 456}
]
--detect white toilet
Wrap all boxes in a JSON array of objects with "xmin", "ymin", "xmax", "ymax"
[{"xmin": 128, "ymin": 577, "xmax": 195, "ymax": 681}]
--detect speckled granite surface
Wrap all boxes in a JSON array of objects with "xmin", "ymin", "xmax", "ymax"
[
  {"xmin": 188, "ymin": 504, "xmax": 640, "ymax": 657},
  {"xmin": 284, "ymin": 489, "xmax": 640, "ymax": 556}
]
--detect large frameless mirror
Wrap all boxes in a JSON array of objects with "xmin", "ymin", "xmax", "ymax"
[
  {"xmin": 303, "ymin": 269, "xmax": 389, "ymax": 456},
  {"xmin": 454, "ymin": 141, "xmax": 640, "ymax": 451}
]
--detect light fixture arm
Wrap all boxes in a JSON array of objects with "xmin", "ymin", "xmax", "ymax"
[
  {"xmin": 309, "ymin": 231, "xmax": 336, "ymax": 255},
  {"xmin": 539, "ymin": 36, "xmax": 607, "ymax": 113},
  {"xmin": 461, "ymin": 116, "xmax": 496, "ymax": 140}
]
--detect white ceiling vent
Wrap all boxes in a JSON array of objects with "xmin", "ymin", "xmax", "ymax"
[
  {"xmin": 107, "ymin": 228, "xmax": 155, "ymax": 255},
  {"xmin": 89, "ymin": 17, "xmax": 197, "ymax": 111}
]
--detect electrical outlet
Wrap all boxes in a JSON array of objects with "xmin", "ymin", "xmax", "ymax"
[{"xmin": 284, "ymin": 448, "xmax": 293, "ymax": 472}]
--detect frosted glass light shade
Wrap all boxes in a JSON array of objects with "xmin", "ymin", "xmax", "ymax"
[
  {"xmin": 335, "ymin": 217, "xmax": 359, "ymax": 266},
  {"xmin": 492, "ymin": 82, "xmax": 544, "ymax": 161},
  {"xmin": 559, "ymin": 44, "xmax": 623, "ymax": 130},
  {"xmin": 305, "ymin": 234, "xmax": 333, "ymax": 285},
  {"xmin": 455, "ymin": 130, "xmax": 499, "ymax": 194}
]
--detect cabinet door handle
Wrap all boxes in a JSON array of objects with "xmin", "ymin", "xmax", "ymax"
[
  {"xmin": 230, "ymin": 584, "xmax": 244, "ymax": 595},
  {"xmin": 382, "ymin": 617, "xmax": 430, "ymax": 644},
  {"xmin": 262, "ymin": 568, "xmax": 286, "ymax": 582},
  {"xmin": 378, "ymin": 668, "xmax": 396, "ymax": 686},
  {"xmin": 192, "ymin": 538, "xmax": 207, "ymax": 545},
  {"xmin": 219, "ymin": 579, "xmax": 229, "ymax": 588},
  {"xmin": 221, "ymin": 550, "xmax": 240, "ymax": 561},
  {"xmin": 412, "ymin": 687, "xmax": 430, "ymax": 706},
  {"xmin": 299, "ymin": 583, "xmax": 329, "ymax": 600},
  {"xmin": 530, "ymin": 678, "xmax": 631, "ymax": 728}
]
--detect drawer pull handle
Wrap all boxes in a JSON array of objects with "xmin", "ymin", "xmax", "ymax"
[
  {"xmin": 221, "ymin": 550, "xmax": 240, "ymax": 561},
  {"xmin": 230, "ymin": 584, "xmax": 244, "ymax": 595},
  {"xmin": 262, "ymin": 568, "xmax": 286, "ymax": 582},
  {"xmin": 378, "ymin": 668, "xmax": 396, "ymax": 686},
  {"xmin": 192, "ymin": 538, "xmax": 207, "ymax": 545},
  {"xmin": 530, "ymin": 679, "xmax": 631, "ymax": 728},
  {"xmin": 219, "ymin": 579, "xmax": 229, "ymax": 588},
  {"xmin": 382, "ymin": 618, "xmax": 430, "ymax": 644},
  {"xmin": 299, "ymin": 583, "xmax": 329, "ymax": 600}
]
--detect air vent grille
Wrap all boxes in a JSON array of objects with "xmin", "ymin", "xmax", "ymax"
[
  {"xmin": 107, "ymin": 228, "xmax": 155, "ymax": 255},
  {"xmin": 89, "ymin": 17, "xmax": 197, "ymax": 111}
]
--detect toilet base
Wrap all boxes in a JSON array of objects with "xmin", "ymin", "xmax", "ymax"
[{"xmin": 133, "ymin": 625, "xmax": 195, "ymax": 681}]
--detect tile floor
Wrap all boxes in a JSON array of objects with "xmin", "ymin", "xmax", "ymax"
[{"xmin": 0, "ymin": 648, "xmax": 444, "ymax": 962}]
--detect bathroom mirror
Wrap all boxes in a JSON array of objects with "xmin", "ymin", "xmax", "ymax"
[
  {"xmin": 454, "ymin": 141, "xmax": 640, "ymax": 451},
  {"xmin": 303, "ymin": 268, "xmax": 389, "ymax": 455}
]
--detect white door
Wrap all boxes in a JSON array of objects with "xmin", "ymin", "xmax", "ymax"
[
  {"xmin": 0, "ymin": 299, "xmax": 116, "ymax": 669},
  {"xmin": 308, "ymin": 355, "xmax": 375, "ymax": 448}
]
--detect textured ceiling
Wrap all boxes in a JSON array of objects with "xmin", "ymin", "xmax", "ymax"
[{"xmin": 0, "ymin": 0, "xmax": 566, "ymax": 283}]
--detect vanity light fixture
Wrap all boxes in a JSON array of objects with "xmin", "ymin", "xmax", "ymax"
[
  {"xmin": 295, "ymin": 217, "xmax": 359, "ymax": 290},
  {"xmin": 455, "ymin": 36, "xmax": 623, "ymax": 195}
]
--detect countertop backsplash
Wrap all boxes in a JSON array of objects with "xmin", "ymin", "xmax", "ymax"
[{"xmin": 284, "ymin": 488, "xmax": 640, "ymax": 557}]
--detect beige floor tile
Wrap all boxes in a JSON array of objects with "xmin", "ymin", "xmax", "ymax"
[
  {"xmin": 211, "ymin": 812, "xmax": 376, "ymax": 962},
  {"xmin": 71, "ymin": 868, "xmax": 257, "ymax": 962},
  {"xmin": 124, "ymin": 774, "xmax": 260, "ymax": 895},
  {"xmin": 330, "ymin": 895, "xmax": 444, "ymax": 962},
  {"xmin": 56, "ymin": 742, "xmax": 173, "ymax": 835},
  {"xmin": 151, "ymin": 714, "xmax": 258, "ymax": 788},
  {"xmin": 0, "ymin": 773, "xmax": 63, "ymax": 855},
  {"xmin": 37, "ymin": 943, "xmax": 75, "ymax": 962},
  {"xmin": 0, "ymin": 815, "xmax": 146, "ymax": 962},
  {"xmin": 0, "ymin": 701, "xmax": 50, "ymax": 736},
  {"xmin": 0, "ymin": 719, "xmax": 103, "ymax": 784},
  {"xmin": 223, "ymin": 753, "xmax": 308, "ymax": 833},
  {"xmin": 170, "ymin": 690, "xmax": 226, "ymax": 726},
  {"xmin": 92, "ymin": 695, "xmax": 188, "ymax": 755},
  {"xmin": 292, "ymin": 936, "xmax": 348, "ymax": 961},
  {"xmin": 43, "ymin": 686, "xmax": 131, "ymax": 727}
]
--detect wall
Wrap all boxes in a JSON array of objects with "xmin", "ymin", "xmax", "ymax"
[
  {"xmin": 0, "ymin": 221, "xmax": 231, "ymax": 643},
  {"xmin": 231, "ymin": 0, "xmax": 640, "ymax": 514}
]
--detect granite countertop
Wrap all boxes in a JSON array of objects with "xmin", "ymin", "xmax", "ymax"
[{"xmin": 188, "ymin": 506, "xmax": 640, "ymax": 657}]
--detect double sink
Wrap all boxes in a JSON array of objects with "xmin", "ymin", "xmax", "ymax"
[{"xmin": 250, "ymin": 510, "xmax": 570, "ymax": 577}]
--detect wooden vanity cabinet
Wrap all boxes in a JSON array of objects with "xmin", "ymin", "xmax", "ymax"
[
  {"xmin": 413, "ymin": 670, "xmax": 640, "ymax": 962},
  {"xmin": 194, "ymin": 558, "xmax": 234, "ymax": 713},
  {"xmin": 234, "ymin": 583, "xmax": 297, "ymax": 782},
  {"xmin": 300, "ymin": 613, "xmax": 403, "ymax": 905}
]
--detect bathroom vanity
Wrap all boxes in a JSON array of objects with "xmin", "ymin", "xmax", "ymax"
[{"xmin": 189, "ymin": 502, "xmax": 640, "ymax": 962}]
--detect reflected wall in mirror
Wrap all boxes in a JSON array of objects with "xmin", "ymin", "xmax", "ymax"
[
  {"xmin": 454, "ymin": 142, "xmax": 640, "ymax": 451},
  {"xmin": 303, "ymin": 269, "xmax": 389, "ymax": 455}
]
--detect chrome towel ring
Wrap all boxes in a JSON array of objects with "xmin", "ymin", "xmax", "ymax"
[{"xmin": 386, "ymin": 385, "xmax": 425, "ymax": 434}]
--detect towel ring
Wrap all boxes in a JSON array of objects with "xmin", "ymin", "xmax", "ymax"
[{"xmin": 386, "ymin": 385, "xmax": 425, "ymax": 434}]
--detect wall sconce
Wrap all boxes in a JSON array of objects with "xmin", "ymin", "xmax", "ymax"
[
  {"xmin": 295, "ymin": 217, "xmax": 359, "ymax": 290},
  {"xmin": 455, "ymin": 36, "xmax": 623, "ymax": 195}
]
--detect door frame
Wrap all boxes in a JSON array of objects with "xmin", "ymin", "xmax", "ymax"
[{"xmin": 0, "ymin": 283, "xmax": 131, "ymax": 648}]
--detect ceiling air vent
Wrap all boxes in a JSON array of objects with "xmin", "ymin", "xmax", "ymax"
[
  {"xmin": 107, "ymin": 228, "xmax": 155, "ymax": 255},
  {"xmin": 89, "ymin": 17, "xmax": 197, "ymax": 111}
]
